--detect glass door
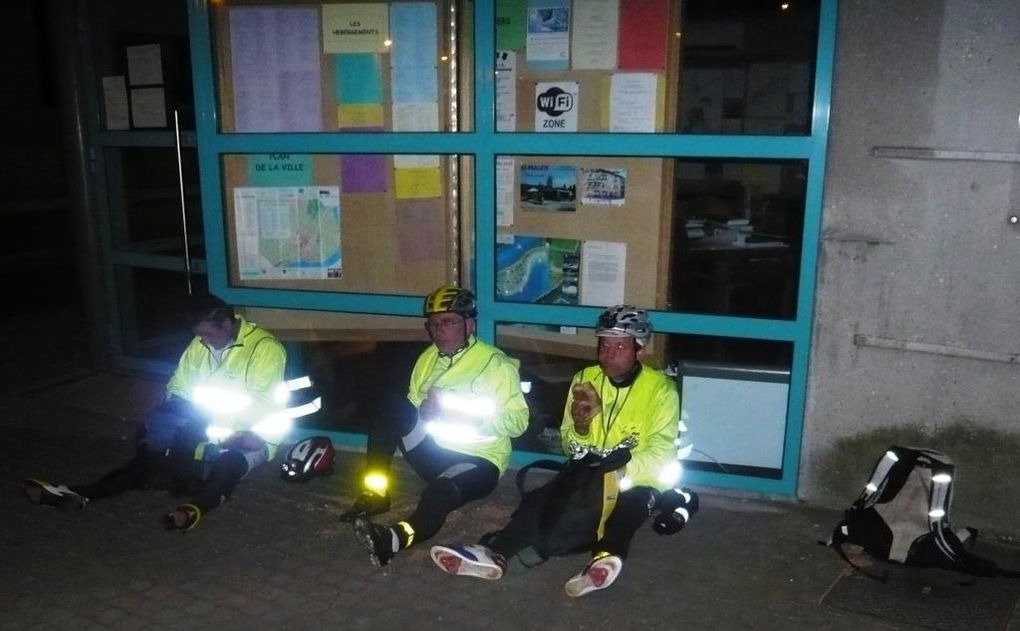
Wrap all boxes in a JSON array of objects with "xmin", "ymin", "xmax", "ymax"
[{"xmin": 83, "ymin": 0, "xmax": 208, "ymax": 370}]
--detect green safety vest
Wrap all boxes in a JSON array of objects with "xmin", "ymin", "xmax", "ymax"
[
  {"xmin": 167, "ymin": 316, "xmax": 287, "ymax": 435},
  {"xmin": 408, "ymin": 336, "xmax": 529, "ymax": 473},
  {"xmin": 560, "ymin": 364, "xmax": 680, "ymax": 492}
]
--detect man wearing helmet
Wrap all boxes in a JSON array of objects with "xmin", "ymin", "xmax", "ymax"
[
  {"xmin": 21, "ymin": 295, "xmax": 287, "ymax": 531},
  {"xmin": 430, "ymin": 304, "xmax": 680, "ymax": 597},
  {"xmin": 343, "ymin": 285, "xmax": 530, "ymax": 567}
]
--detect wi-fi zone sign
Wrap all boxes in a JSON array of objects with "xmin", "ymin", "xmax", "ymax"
[{"xmin": 535, "ymin": 81, "xmax": 578, "ymax": 132}]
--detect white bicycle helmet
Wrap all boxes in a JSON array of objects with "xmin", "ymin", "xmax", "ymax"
[{"xmin": 596, "ymin": 305, "xmax": 652, "ymax": 347}]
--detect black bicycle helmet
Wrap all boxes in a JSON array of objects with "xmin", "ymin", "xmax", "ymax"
[{"xmin": 423, "ymin": 285, "xmax": 477, "ymax": 318}]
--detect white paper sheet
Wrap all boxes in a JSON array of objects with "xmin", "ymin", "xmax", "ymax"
[
  {"xmin": 495, "ymin": 50, "xmax": 517, "ymax": 132},
  {"xmin": 392, "ymin": 102, "xmax": 440, "ymax": 131},
  {"xmin": 496, "ymin": 156, "xmax": 515, "ymax": 227},
  {"xmin": 580, "ymin": 240, "xmax": 626, "ymax": 306},
  {"xmin": 610, "ymin": 73, "xmax": 656, "ymax": 132},
  {"xmin": 126, "ymin": 44, "xmax": 163, "ymax": 85},
  {"xmin": 130, "ymin": 87, "xmax": 167, "ymax": 128},
  {"xmin": 101, "ymin": 76, "xmax": 129, "ymax": 130},
  {"xmin": 570, "ymin": 0, "xmax": 618, "ymax": 70}
]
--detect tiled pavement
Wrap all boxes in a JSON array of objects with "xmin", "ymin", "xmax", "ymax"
[{"xmin": 2, "ymin": 312, "xmax": 1019, "ymax": 630}]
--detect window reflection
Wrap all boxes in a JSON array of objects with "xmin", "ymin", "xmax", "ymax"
[
  {"xmin": 679, "ymin": 0, "xmax": 819, "ymax": 135},
  {"xmin": 107, "ymin": 147, "xmax": 203, "ymax": 256},
  {"xmin": 672, "ymin": 159, "xmax": 806, "ymax": 319}
]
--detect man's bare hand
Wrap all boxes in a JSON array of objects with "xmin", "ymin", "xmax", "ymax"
[
  {"xmin": 569, "ymin": 382, "xmax": 601, "ymax": 434},
  {"xmin": 419, "ymin": 388, "xmax": 441, "ymax": 420}
]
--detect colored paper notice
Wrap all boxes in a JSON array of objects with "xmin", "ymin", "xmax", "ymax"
[
  {"xmin": 535, "ymin": 81, "xmax": 578, "ymax": 132},
  {"xmin": 580, "ymin": 240, "xmax": 626, "ymax": 306},
  {"xmin": 392, "ymin": 102, "xmax": 440, "ymax": 131},
  {"xmin": 571, "ymin": 0, "xmax": 619, "ymax": 70},
  {"xmin": 610, "ymin": 73, "xmax": 657, "ymax": 132},
  {"xmin": 126, "ymin": 44, "xmax": 163, "ymax": 86},
  {"xmin": 338, "ymin": 103, "xmax": 385, "ymax": 128},
  {"xmin": 618, "ymin": 0, "xmax": 668, "ymax": 70},
  {"xmin": 495, "ymin": 51, "xmax": 517, "ymax": 132},
  {"xmin": 101, "ymin": 76, "xmax": 129, "ymax": 130},
  {"xmin": 389, "ymin": 3, "xmax": 438, "ymax": 118},
  {"xmin": 496, "ymin": 0, "xmax": 527, "ymax": 50},
  {"xmin": 395, "ymin": 167, "xmax": 442, "ymax": 199},
  {"xmin": 391, "ymin": 64, "xmax": 438, "ymax": 103},
  {"xmin": 526, "ymin": 0, "xmax": 569, "ymax": 70},
  {"xmin": 335, "ymin": 54, "xmax": 382, "ymax": 104},
  {"xmin": 234, "ymin": 186, "xmax": 342, "ymax": 279},
  {"xmin": 249, "ymin": 153, "xmax": 313, "ymax": 187},
  {"xmin": 496, "ymin": 235, "xmax": 580, "ymax": 304},
  {"xmin": 519, "ymin": 163, "xmax": 576, "ymax": 212},
  {"xmin": 322, "ymin": 4, "xmax": 389, "ymax": 53},
  {"xmin": 340, "ymin": 154, "xmax": 388, "ymax": 193},
  {"xmin": 397, "ymin": 200, "xmax": 445, "ymax": 263},
  {"xmin": 230, "ymin": 7, "xmax": 323, "ymax": 132},
  {"xmin": 496, "ymin": 156, "xmax": 515, "ymax": 227},
  {"xmin": 390, "ymin": 3, "xmax": 437, "ymax": 67},
  {"xmin": 394, "ymin": 154, "xmax": 441, "ymax": 169}
]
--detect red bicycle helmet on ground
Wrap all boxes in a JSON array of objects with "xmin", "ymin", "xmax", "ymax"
[{"xmin": 280, "ymin": 436, "xmax": 336, "ymax": 482}]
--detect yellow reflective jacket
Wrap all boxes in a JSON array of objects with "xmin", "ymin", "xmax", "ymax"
[
  {"xmin": 408, "ymin": 336, "xmax": 529, "ymax": 473},
  {"xmin": 560, "ymin": 363, "xmax": 680, "ymax": 492},
  {"xmin": 166, "ymin": 316, "xmax": 287, "ymax": 436}
]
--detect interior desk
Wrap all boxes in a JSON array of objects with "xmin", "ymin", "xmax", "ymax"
[{"xmin": 676, "ymin": 240, "xmax": 796, "ymax": 319}]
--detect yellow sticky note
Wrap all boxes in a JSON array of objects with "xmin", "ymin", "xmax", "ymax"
[
  {"xmin": 395, "ymin": 167, "xmax": 442, "ymax": 199},
  {"xmin": 338, "ymin": 104, "xmax": 384, "ymax": 128}
]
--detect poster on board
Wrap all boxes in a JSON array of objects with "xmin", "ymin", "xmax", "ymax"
[
  {"xmin": 496, "ymin": 235, "xmax": 580, "ymax": 305},
  {"xmin": 234, "ymin": 186, "xmax": 342, "ymax": 279},
  {"xmin": 581, "ymin": 168, "xmax": 627, "ymax": 206},
  {"xmin": 519, "ymin": 164, "xmax": 577, "ymax": 211}
]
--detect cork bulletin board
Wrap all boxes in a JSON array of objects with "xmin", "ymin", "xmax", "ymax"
[{"xmin": 210, "ymin": 1, "xmax": 460, "ymax": 298}]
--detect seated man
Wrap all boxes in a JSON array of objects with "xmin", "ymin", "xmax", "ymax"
[
  {"xmin": 22, "ymin": 295, "xmax": 287, "ymax": 531},
  {"xmin": 342, "ymin": 285, "xmax": 529, "ymax": 567},
  {"xmin": 430, "ymin": 305, "xmax": 681, "ymax": 597}
]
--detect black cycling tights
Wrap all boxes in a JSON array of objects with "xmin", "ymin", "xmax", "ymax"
[
  {"xmin": 73, "ymin": 446, "xmax": 250, "ymax": 517},
  {"xmin": 393, "ymin": 441, "xmax": 499, "ymax": 548}
]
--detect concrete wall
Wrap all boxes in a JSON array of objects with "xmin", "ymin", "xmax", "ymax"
[{"xmin": 802, "ymin": 1, "xmax": 1020, "ymax": 533}]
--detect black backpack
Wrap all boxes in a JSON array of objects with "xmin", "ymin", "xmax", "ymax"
[
  {"xmin": 826, "ymin": 445, "xmax": 1019, "ymax": 579},
  {"xmin": 484, "ymin": 448, "xmax": 700, "ymax": 565},
  {"xmin": 483, "ymin": 449, "xmax": 631, "ymax": 565}
]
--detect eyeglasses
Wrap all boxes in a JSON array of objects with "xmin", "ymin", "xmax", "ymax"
[{"xmin": 425, "ymin": 316, "xmax": 465, "ymax": 331}]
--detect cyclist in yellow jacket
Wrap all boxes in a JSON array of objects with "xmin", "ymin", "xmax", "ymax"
[
  {"xmin": 344, "ymin": 286, "xmax": 529, "ymax": 567},
  {"xmin": 430, "ymin": 305, "xmax": 681, "ymax": 597},
  {"xmin": 22, "ymin": 295, "xmax": 287, "ymax": 531}
]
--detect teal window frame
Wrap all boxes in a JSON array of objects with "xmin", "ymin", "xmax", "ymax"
[{"xmin": 187, "ymin": 0, "xmax": 838, "ymax": 495}]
